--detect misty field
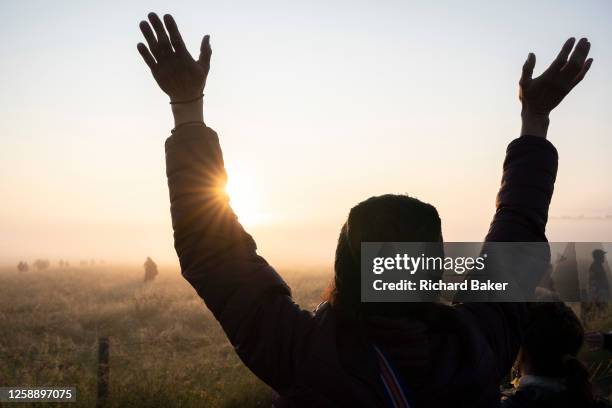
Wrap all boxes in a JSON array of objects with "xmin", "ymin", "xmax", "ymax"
[
  {"xmin": 0, "ymin": 266, "xmax": 329, "ymax": 407},
  {"xmin": 3, "ymin": 266, "xmax": 612, "ymax": 407}
]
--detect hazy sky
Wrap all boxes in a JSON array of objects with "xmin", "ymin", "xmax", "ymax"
[{"xmin": 1, "ymin": 0, "xmax": 611, "ymax": 267}]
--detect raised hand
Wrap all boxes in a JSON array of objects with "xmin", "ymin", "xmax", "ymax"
[
  {"xmin": 137, "ymin": 13, "xmax": 212, "ymax": 102},
  {"xmin": 519, "ymin": 37, "xmax": 593, "ymax": 137},
  {"xmin": 520, "ymin": 37, "xmax": 593, "ymax": 116}
]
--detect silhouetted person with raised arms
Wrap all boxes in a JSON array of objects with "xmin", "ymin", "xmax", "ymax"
[{"xmin": 138, "ymin": 12, "xmax": 593, "ymax": 407}]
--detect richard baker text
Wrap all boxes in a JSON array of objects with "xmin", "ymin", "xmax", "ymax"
[{"xmin": 372, "ymin": 279, "xmax": 508, "ymax": 291}]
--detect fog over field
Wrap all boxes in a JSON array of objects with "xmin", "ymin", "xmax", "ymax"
[
  {"xmin": 0, "ymin": 265, "xmax": 329, "ymax": 407},
  {"xmin": 3, "ymin": 264, "xmax": 612, "ymax": 406}
]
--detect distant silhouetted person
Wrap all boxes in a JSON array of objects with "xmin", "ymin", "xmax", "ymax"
[
  {"xmin": 144, "ymin": 257, "xmax": 158, "ymax": 283},
  {"xmin": 502, "ymin": 303, "xmax": 610, "ymax": 408},
  {"xmin": 17, "ymin": 261, "xmax": 29, "ymax": 272},
  {"xmin": 138, "ymin": 13, "xmax": 593, "ymax": 407},
  {"xmin": 589, "ymin": 249, "xmax": 609, "ymax": 302}
]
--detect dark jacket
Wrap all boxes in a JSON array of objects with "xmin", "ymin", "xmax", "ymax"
[
  {"xmin": 589, "ymin": 261, "xmax": 610, "ymax": 300},
  {"xmin": 165, "ymin": 125, "xmax": 558, "ymax": 407}
]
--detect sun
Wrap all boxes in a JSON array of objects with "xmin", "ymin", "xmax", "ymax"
[{"xmin": 225, "ymin": 171, "xmax": 265, "ymax": 227}]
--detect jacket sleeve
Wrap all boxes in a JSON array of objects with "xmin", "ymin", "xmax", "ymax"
[
  {"xmin": 457, "ymin": 135, "xmax": 558, "ymax": 378},
  {"xmin": 165, "ymin": 124, "xmax": 313, "ymax": 392},
  {"xmin": 485, "ymin": 135, "xmax": 558, "ymax": 242}
]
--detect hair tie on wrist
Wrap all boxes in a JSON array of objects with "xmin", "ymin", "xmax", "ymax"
[{"xmin": 169, "ymin": 94, "xmax": 204, "ymax": 105}]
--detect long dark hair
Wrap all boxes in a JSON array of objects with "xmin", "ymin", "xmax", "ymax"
[
  {"xmin": 518, "ymin": 302, "xmax": 594, "ymax": 405},
  {"xmin": 324, "ymin": 194, "xmax": 482, "ymax": 397},
  {"xmin": 324, "ymin": 194, "xmax": 455, "ymax": 321}
]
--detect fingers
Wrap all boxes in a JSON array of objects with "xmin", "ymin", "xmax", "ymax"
[
  {"xmin": 139, "ymin": 20, "xmax": 158, "ymax": 55},
  {"xmin": 556, "ymin": 37, "xmax": 577, "ymax": 61},
  {"xmin": 570, "ymin": 58, "xmax": 593, "ymax": 89},
  {"xmin": 163, "ymin": 14, "xmax": 187, "ymax": 55},
  {"xmin": 542, "ymin": 37, "xmax": 576, "ymax": 78},
  {"xmin": 147, "ymin": 12, "xmax": 172, "ymax": 55},
  {"xmin": 535, "ymin": 37, "xmax": 593, "ymax": 92},
  {"xmin": 520, "ymin": 53, "xmax": 536, "ymax": 86},
  {"xmin": 562, "ymin": 37, "xmax": 591, "ymax": 80},
  {"xmin": 137, "ymin": 43, "xmax": 156, "ymax": 69},
  {"xmin": 198, "ymin": 35, "xmax": 212, "ymax": 69}
]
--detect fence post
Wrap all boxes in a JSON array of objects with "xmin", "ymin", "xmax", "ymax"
[{"xmin": 97, "ymin": 337, "xmax": 109, "ymax": 407}]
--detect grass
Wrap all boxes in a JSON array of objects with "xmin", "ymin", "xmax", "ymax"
[
  {"xmin": 0, "ymin": 266, "xmax": 330, "ymax": 407},
  {"xmin": 2, "ymin": 266, "xmax": 612, "ymax": 406}
]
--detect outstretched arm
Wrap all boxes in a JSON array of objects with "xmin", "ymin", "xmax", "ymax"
[
  {"xmin": 137, "ymin": 13, "xmax": 313, "ymax": 392},
  {"xmin": 487, "ymin": 37, "xmax": 592, "ymax": 241},
  {"xmin": 460, "ymin": 38, "xmax": 593, "ymax": 379}
]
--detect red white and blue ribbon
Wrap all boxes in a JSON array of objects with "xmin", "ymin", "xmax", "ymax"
[{"xmin": 373, "ymin": 345, "xmax": 412, "ymax": 408}]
